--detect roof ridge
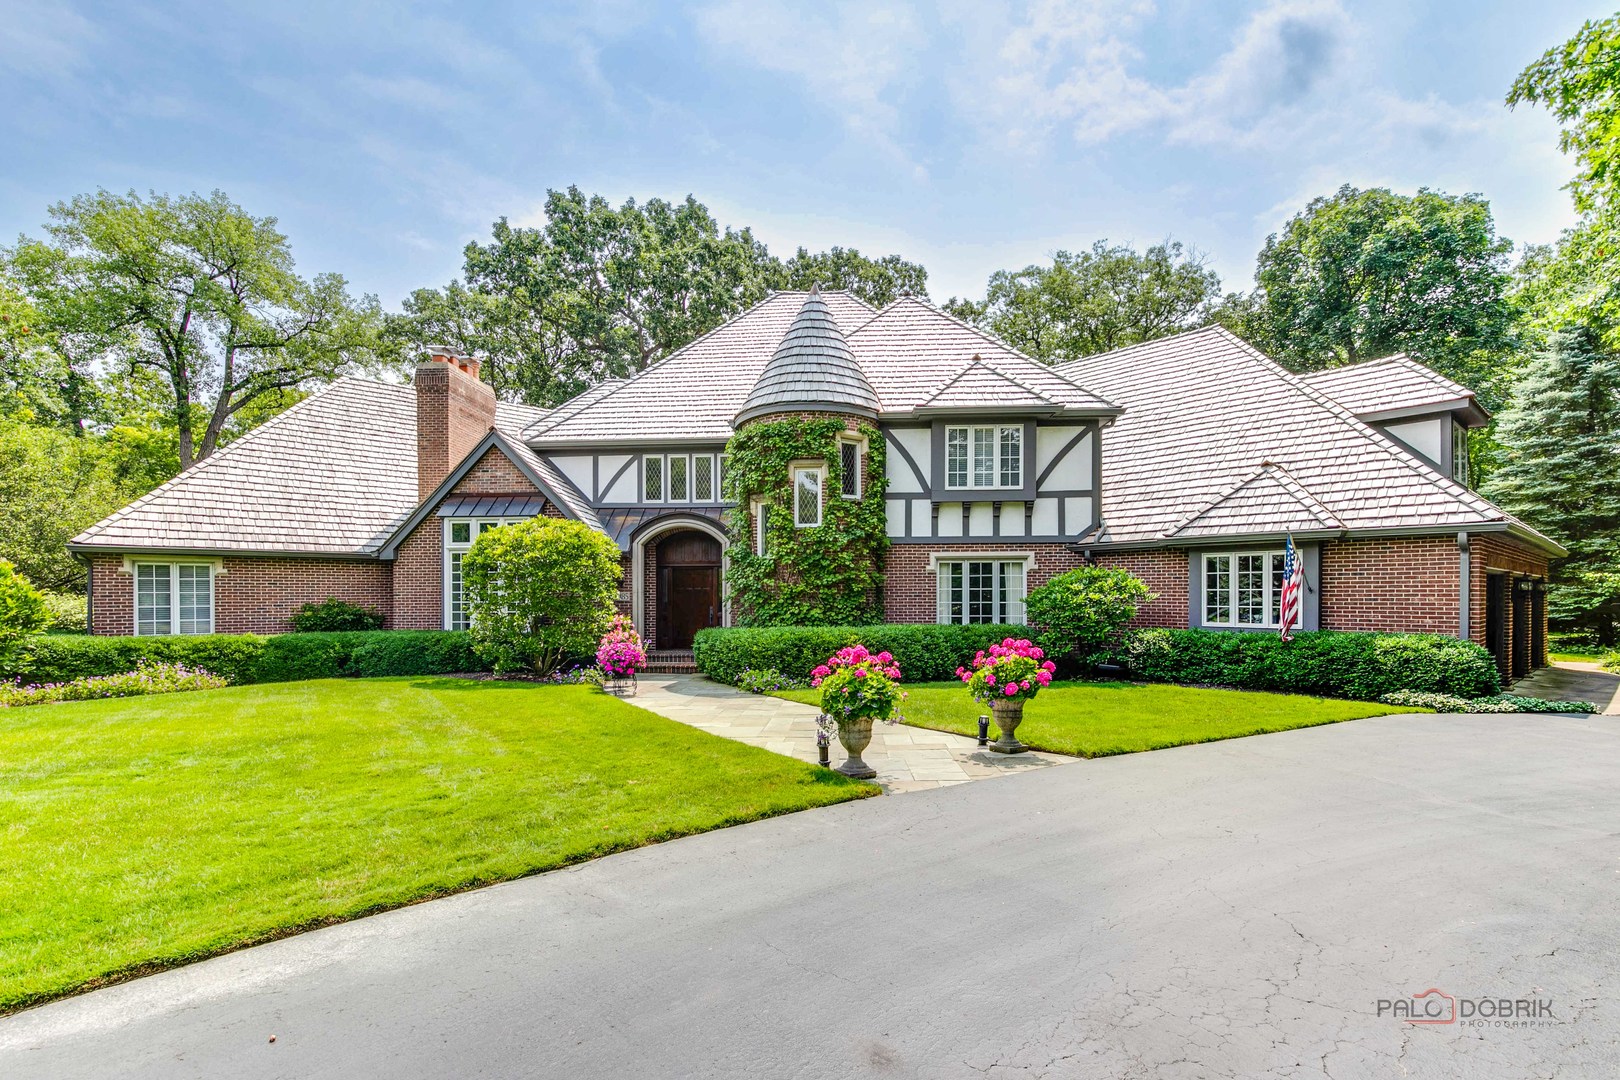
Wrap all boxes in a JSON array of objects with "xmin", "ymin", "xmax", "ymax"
[
  {"xmin": 1056, "ymin": 324, "xmax": 1229, "ymax": 373},
  {"xmin": 72, "ymin": 378, "xmax": 376, "ymax": 545},
  {"xmin": 1165, "ymin": 462, "xmax": 1340, "ymax": 537},
  {"xmin": 919, "ymin": 356, "xmax": 1055, "ymax": 406},
  {"xmin": 1215, "ymin": 329, "xmax": 1510, "ymax": 523}
]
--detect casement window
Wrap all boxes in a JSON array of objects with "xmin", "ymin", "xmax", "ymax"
[
  {"xmin": 753, "ymin": 500, "xmax": 771, "ymax": 557},
  {"xmin": 445, "ymin": 518, "xmax": 523, "ymax": 630},
  {"xmin": 1202, "ymin": 551, "xmax": 1286, "ymax": 628},
  {"xmin": 944, "ymin": 425, "xmax": 1022, "ymax": 490},
  {"xmin": 643, "ymin": 453, "xmax": 720, "ymax": 504},
  {"xmin": 134, "ymin": 563, "xmax": 214, "ymax": 636},
  {"xmin": 1451, "ymin": 423, "xmax": 1470, "ymax": 486},
  {"xmin": 838, "ymin": 438, "xmax": 862, "ymax": 499},
  {"xmin": 936, "ymin": 560, "xmax": 1027, "ymax": 625},
  {"xmin": 793, "ymin": 466, "xmax": 823, "ymax": 527}
]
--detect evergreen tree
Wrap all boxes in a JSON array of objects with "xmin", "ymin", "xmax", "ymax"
[{"xmin": 1484, "ymin": 325, "xmax": 1620, "ymax": 641}]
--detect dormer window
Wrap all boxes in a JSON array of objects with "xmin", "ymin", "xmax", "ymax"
[{"xmin": 946, "ymin": 425, "xmax": 1021, "ymax": 490}]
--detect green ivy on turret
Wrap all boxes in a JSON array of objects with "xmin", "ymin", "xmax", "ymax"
[{"xmin": 722, "ymin": 416, "xmax": 887, "ymax": 626}]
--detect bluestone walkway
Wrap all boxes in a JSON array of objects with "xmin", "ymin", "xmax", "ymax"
[{"xmin": 631, "ymin": 674, "xmax": 1073, "ymax": 792}]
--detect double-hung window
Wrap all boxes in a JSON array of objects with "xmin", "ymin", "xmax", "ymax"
[
  {"xmin": 793, "ymin": 466, "xmax": 823, "ymax": 527},
  {"xmin": 134, "ymin": 563, "xmax": 214, "ymax": 635},
  {"xmin": 1202, "ymin": 551, "xmax": 1286, "ymax": 628},
  {"xmin": 944, "ymin": 425, "xmax": 1022, "ymax": 490},
  {"xmin": 936, "ymin": 560, "xmax": 1027, "ymax": 624},
  {"xmin": 643, "ymin": 453, "xmax": 720, "ymax": 504},
  {"xmin": 445, "ymin": 519, "xmax": 522, "ymax": 630}
]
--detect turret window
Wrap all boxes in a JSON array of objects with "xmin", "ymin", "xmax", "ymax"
[{"xmin": 794, "ymin": 466, "xmax": 823, "ymax": 527}]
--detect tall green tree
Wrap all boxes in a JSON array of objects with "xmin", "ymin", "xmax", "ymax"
[
  {"xmin": 7, "ymin": 190, "xmax": 385, "ymax": 468},
  {"xmin": 942, "ymin": 240, "xmax": 1221, "ymax": 362},
  {"xmin": 774, "ymin": 246, "xmax": 928, "ymax": 308},
  {"xmin": 1482, "ymin": 324, "xmax": 1620, "ymax": 641},
  {"xmin": 463, "ymin": 188, "xmax": 779, "ymax": 382},
  {"xmin": 1243, "ymin": 185, "xmax": 1518, "ymax": 409}
]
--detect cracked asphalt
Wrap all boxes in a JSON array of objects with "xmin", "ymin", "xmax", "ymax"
[{"xmin": 4, "ymin": 711, "xmax": 1618, "ymax": 1078}]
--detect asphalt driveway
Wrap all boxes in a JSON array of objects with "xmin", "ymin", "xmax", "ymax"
[{"xmin": 4, "ymin": 711, "xmax": 1618, "ymax": 1079}]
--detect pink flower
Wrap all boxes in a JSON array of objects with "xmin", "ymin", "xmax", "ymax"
[
  {"xmin": 1042, "ymin": 660, "xmax": 1056, "ymax": 673},
  {"xmin": 1003, "ymin": 683, "xmax": 1018, "ymax": 696},
  {"xmin": 1020, "ymin": 680, "xmax": 1030, "ymax": 691},
  {"xmin": 986, "ymin": 674, "xmax": 996, "ymax": 686}
]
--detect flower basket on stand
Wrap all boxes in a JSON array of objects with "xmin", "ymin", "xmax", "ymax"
[
  {"xmin": 812, "ymin": 645, "xmax": 907, "ymax": 779},
  {"xmin": 958, "ymin": 638, "xmax": 1056, "ymax": 754},
  {"xmin": 597, "ymin": 616, "xmax": 646, "ymax": 697}
]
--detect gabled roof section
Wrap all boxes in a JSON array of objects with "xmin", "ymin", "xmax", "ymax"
[
  {"xmin": 734, "ymin": 286, "xmax": 879, "ymax": 424},
  {"xmin": 913, "ymin": 357, "xmax": 1055, "ymax": 412},
  {"xmin": 1169, "ymin": 462, "xmax": 1344, "ymax": 539},
  {"xmin": 377, "ymin": 428, "xmax": 599, "ymax": 558},
  {"xmin": 1300, "ymin": 354, "xmax": 1488, "ymax": 426},
  {"xmin": 1056, "ymin": 326, "xmax": 1560, "ymax": 553},
  {"xmin": 70, "ymin": 378, "xmax": 560, "ymax": 558},
  {"xmin": 848, "ymin": 297, "xmax": 1119, "ymax": 416},
  {"xmin": 526, "ymin": 291, "xmax": 878, "ymax": 446}
]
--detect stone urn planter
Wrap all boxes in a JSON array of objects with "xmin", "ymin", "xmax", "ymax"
[
  {"xmin": 989, "ymin": 698, "xmax": 1028, "ymax": 754},
  {"xmin": 832, "ymin": 715, "xmax": 877, "ymax": 779},
  {"xmin": 603, "ymin": 673, "xmax": 638, "ymax": 698}
]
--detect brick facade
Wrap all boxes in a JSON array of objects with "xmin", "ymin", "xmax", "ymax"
[
  {"xmin": 1469, "ymin": 532, "xmax": 1551, "ymax": 672},
  {"xmin": 89, "ymin": 554, "xmax": 390, "ymax": 636},
  {"xmin": 884, "ymin": 542, "xmax": 1085, "ymax": 623},
  {"xmin": 414, "ymin": 358, "xmax": 497, "ymax": 501},
  {"xmin": 1318, "ymin": 536, "xmax": 1461, "ymax": 635},
  {"xmin": 1095, "ymin": 549, "xmax": 1190, "ymax": 629}
]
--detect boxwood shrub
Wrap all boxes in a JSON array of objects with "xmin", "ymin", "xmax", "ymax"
[
  {"xmin": 1124, "ymin": 628, "xmax": 1500, "ymax": 701},
  {"xmin": 693, "ymin": 624, "xmax": 1029, "ymax": 685},
  {"xmin": 8, "ymin": 630, "xmax": 487, "ymax": 686}
]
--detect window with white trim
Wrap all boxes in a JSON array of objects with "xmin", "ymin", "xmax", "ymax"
[
  {"xmin": 643, "ymin": 453, "xmax": 720, "ymax": 504},
  {"xmin": 945, "ymin": 425, "xmax": 1022, "ymax": 490},
  {"xmin": 1451, "ymin": 422, "xmax": 1470, "ymax": 486},
  {"xmin": 445, "ymin": 518, "xmax": 523, "ymax": 630},
  {"xmin": 793, "ymin": 466, "xmax": 822, "ymax": 527},
  {"xmin": 1202, "ymin": 551, "xmax": 1286, "ymax": 628},
  {"xmin": 753, "ymin": 501, "xmax": 770, "ymax": 557},
  {"xmin": 134, "ymin": 562, "xmax": 213, "ymax": 635},
  {"xmin": 936, "ymin": 560, "xmax": 1027, "ymax": 624},
  {"xmin": 839, "ymin": 439, "xmax": 862, "ymax": 498}
]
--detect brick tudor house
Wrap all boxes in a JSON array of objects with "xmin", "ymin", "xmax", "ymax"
[{"xmin": 71, "ymin": 287, "xmax": 1560, "ymax": 679}]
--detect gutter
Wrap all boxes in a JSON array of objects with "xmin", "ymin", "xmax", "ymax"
[{"xmin": 1068, "ymin": 520, "xmax": 1566, "ymax": 556}]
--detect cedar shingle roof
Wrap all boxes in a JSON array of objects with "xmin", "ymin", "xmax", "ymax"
[
  {"xmin": 734, "ymin": 287, "xmax": 879, "ymax": 424},
  {"xmin": 1300, "ymin": 354, "xmax": 1487, "ymax": 424},
  {"xmin": 526, "ymin": 291, "xmax": 1117, "ymax": 445},
  {"xmin": 69, "ymin": 380, "xmax": 551, "ymax": 557},
  {"xmin": 1055, "ymin": 327, "xmax": 1555, "ymax": 550}
]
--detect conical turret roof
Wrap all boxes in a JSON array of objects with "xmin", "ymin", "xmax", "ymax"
[{"xmin": 733, "ymin": 286, "xmax": 880, "ymax": 425}]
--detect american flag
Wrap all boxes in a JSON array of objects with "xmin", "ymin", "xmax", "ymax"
[{"xmin": 1279, "ymin": 534, "xmax": 1304, "ymax": 642}]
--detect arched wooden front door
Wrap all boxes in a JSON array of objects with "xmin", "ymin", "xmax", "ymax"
[{"xmin": 656, "ymin": 530, "xmax": 723, "ymax": 650}]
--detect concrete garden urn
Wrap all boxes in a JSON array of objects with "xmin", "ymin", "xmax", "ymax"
[
  {"xmin": 834, "ymin": 716, "xmax": 877, "ymax": 779},
  {"xmin": 989, "ymin": 698, "xmax": 1029, "ymax": 754}
]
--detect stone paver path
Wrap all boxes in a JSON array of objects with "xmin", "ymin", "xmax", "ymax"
[
  {"xmin": 633, "ymin": 674, "xmax": 1074, "ymax": 792},
  {"xmin": 1513, "ymin": 660, "xmax": 1620, "ymax": 714}
]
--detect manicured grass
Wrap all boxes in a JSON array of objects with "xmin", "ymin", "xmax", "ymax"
[
  {"xmin": 0, "ymin": 678, "xmax": 873, "ymax": 1012},
  {"xmin": 774, "ymin": 680, "xmax": 1413, "ymax": 758},
  {"xmin": 1550, "ymin": 650, "xmax": 1608, "ymax": 663}
]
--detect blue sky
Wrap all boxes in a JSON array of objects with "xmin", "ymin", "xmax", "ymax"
[{"xmin": 0, "ymin": 1, "xmax": 1605, "ymax": 307}]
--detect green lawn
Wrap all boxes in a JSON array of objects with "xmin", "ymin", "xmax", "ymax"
[
  {"xmin": 775, "ymin": 681, "xmax": 1412, "ymax": 758},
  {"xmin": 0, "ymin": 678, "xmax": 872, "ymax": 1012}
]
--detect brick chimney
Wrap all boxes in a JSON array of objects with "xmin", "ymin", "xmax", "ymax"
[{"xmin": 416, "ymin": 345, "xmax": 497, "ymax": 501}]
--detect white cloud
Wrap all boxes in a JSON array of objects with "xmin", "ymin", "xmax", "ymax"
[{"xmin": 0, "ymin": 1, "xmax": 95, "ymax": 76}]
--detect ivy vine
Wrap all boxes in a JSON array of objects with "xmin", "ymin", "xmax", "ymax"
[{"xmin": 722, "ymin": 415, "xmax": 888, "ymax": 626}]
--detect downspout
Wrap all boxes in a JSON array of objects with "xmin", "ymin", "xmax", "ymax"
[
  {"xmin": 77, "ymin": 552, "xmax": 93, "ymax": 635},
  {"xmin": 1457, "ymin": 532, "xmax": 1471, "ymax": 641}
]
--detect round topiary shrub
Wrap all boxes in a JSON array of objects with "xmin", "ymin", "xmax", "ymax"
[
  {"xmin": 461, "ymin": 517, "xmax": 623, "ymax": 676},
  {"xmin": 1024, "ymin": 566, "xmax": 1152, "ymax": 669}
]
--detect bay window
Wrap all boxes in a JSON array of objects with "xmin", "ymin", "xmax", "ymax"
[
  {"xmin": 945, "ymin": 425, "xmax": 1022, "ymax": 490},
  {"xmin": 936, "ymin": 559, "xmax": 1027, "ymax": 624},
  {"xmin": 1202, "ymin": 551, "xmax": 1286, "ymax": 628},
  {"xmin": 134, "ymin": 562, "xmax": 214, "ymax": 635}
]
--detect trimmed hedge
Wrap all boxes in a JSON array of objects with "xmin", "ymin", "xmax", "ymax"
[
  {"xmin": 8, "ymin": 630, "xmax": 488, "ymax": 686},
  {"xmin": 693, "ymin": 624, "xmax": 1029, "ymax": 685},
  {"xmin": 1124, "ymin": 628, "xmax": 1500, "ymax": 701}
]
